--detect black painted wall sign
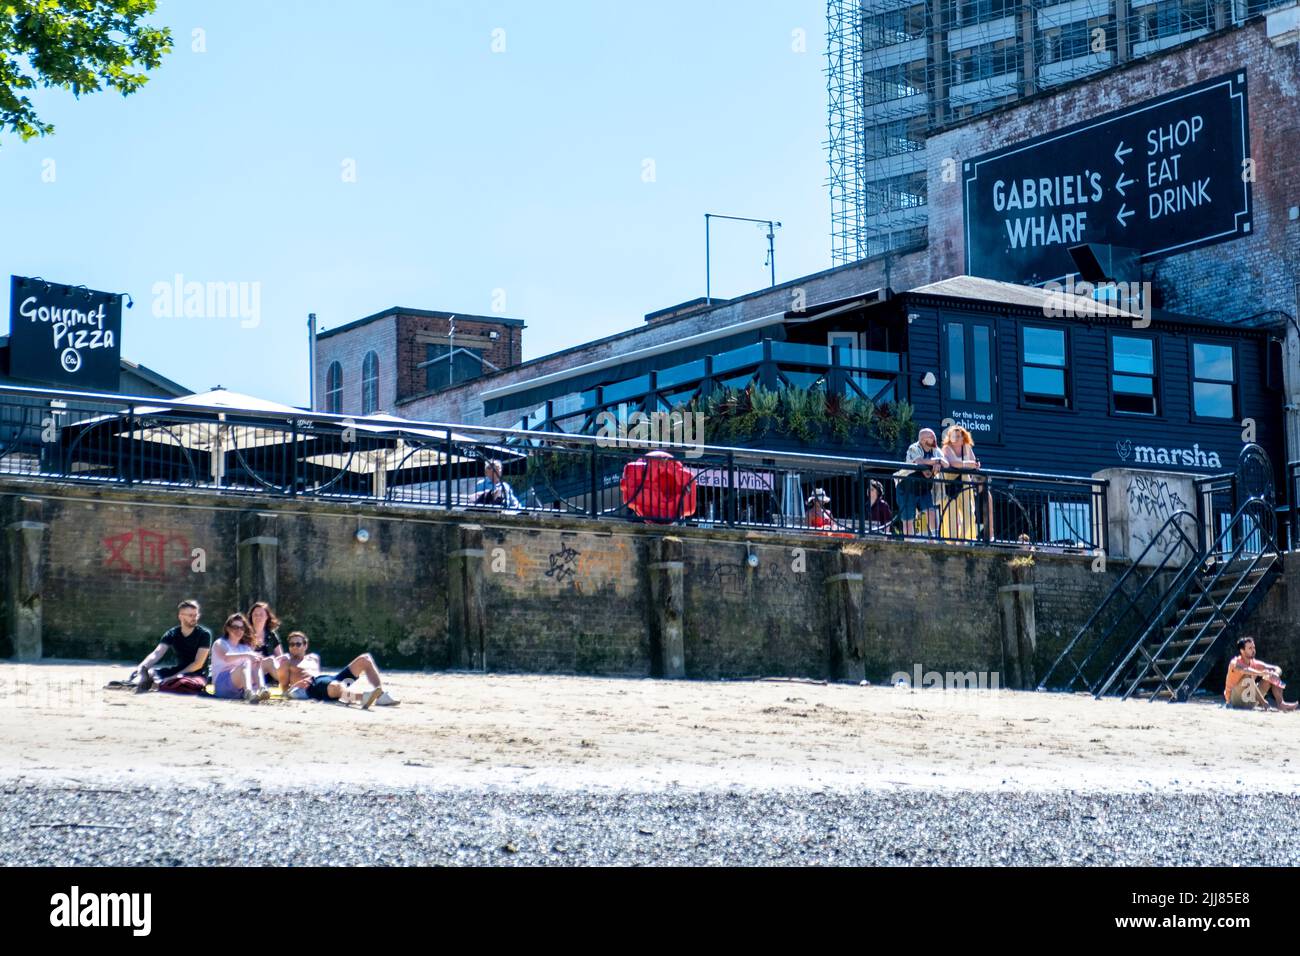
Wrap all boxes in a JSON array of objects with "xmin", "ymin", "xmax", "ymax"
[
  {"xmin": 8, "ymin": 275, "xmax": 123, "ymax": 391},
  {"xmin": 963, "ymin": 72, "xmax": 1251, "ymax": 284}
]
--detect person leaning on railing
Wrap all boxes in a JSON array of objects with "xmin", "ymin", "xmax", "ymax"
[
  {"xmin": 469, "ymin": 459, "xmax": 520, "ymax": 509},
  {"xmin": 940, "ymin": 425, "xmax": 980, "ymax": 542},
  {"xmin": 895, "ymin": 427, "xmax": 944, "ymax": 537}
]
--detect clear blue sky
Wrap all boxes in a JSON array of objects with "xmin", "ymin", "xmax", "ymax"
[{"xmin": 0, "ymin": 0, "xmax": 832, "ymax": 406}]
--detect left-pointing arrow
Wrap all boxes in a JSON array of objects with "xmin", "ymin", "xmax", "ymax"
[
  {"xmin": 1115, "ymin": 173, "xmax": 1136, "ymax": 197},
  {"xmin": 1114, "ymin": 141, "xmax": 1133, "ymax": 164},
  {"xmin": 1116, "ymin": 203, "xmax": 1134, "ymax": 227}
]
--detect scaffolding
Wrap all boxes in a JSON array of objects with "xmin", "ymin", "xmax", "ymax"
[{"xmin": 827, "ymin": 0, "xmax": 1285, "ymax": 267}]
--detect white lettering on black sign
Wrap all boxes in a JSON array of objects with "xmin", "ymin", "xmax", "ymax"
[{"xmin": 963, "ymin": 73, "xmax": 1251, "ymax": 284}]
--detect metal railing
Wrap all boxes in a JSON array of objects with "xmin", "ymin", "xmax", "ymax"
[
  {"xmin": 1099, "ymin": 496, "xmax": 1280, "ymax": 702},
  {"xmin": 1287, "ymin": 461, "xmax": 1300, "ymax": 552},
  {"xmin": 0, "ymin": 384, "xmax": 1107, "ymax": 552},
  {"xmin": 1038, "ymin": 510, "xmax": 1201, "ymax": 694}
]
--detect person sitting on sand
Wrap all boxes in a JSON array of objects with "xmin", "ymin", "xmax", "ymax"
[
  {"xmin": 246, "ymin": 600, "xmax": 285, "ymax": 685},
  {"xmin": 277, "ymin": 631, "xmax": 397, "ymax": 708},
  {"xmin": 1224, "ymin": 636, "xmax": 1296, "ymax": 711},
  {"xmin": 211, "ymin": 613, "xmax": 272, "ymax": 704},
  {"xmin": 133, "ymin": 599, "xmax": 212, "ymax": 694}
]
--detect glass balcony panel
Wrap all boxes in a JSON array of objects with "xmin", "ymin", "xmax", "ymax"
[{"xmin": 711, "ymin": 342, "xmax": 765, "ymax": 374}]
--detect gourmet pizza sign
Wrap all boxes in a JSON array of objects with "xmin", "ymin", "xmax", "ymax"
[
  {"xmin": 963, "ymin": 72, "xmax": 1251, "ymax": 284},
  {"xmin": 8, "ymin": 275, "xmax": 123, "ymax": 391}
]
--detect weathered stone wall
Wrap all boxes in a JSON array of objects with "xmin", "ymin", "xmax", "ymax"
[{"xmin": 9, "ymin": 479, "xmax": 1293, "ymax": 687}]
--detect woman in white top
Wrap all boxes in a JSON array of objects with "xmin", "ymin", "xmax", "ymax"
[{"xmin": 211, "ymin": 613, "xmax": 270, "ymax": 703}]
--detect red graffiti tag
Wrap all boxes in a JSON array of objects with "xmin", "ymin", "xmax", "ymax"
[{"xmin": 102, "ymin": 528, "xmax": 193, "ymax": 578}]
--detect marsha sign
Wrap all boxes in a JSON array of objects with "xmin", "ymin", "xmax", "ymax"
[{"xmin": 9, "ymin": 275, "xmax": 122, "ymax": 391}]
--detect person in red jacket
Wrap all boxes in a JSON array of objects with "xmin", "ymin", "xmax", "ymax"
[{"xmin": 621, "ymin": 450, "xmax": 698, "ymax": 524}]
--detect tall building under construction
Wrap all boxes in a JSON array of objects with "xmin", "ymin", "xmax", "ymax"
[{"xmin": 826, "ymin": 0, "xmax": 1288, "ymax": 264}]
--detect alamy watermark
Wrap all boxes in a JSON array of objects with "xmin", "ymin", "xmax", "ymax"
[
  {"xmin": 889, "ymin": 664, "xmax": 1001, "ymax": 690},
  {"xmin": 1041, "ymin": 275, "xmax": 1152, "ymax": 328},
  {"xmin": 151, "ymin": 273, "xmax": 261, "ymax": 328}
]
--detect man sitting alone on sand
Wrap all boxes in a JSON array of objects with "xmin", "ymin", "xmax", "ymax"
[
  {"xmin": 276, "ymin": 631, "xmax": 397, "ymax": 708},
  {"xmin": 1224, "ymin": 636, "xmax": 1296, "ymax": 711}
]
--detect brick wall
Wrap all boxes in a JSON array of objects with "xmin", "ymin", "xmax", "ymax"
[
  {"xmin": 314, "ymin": 313, "xmax": 397, "ymax": 416},
  {"xmin": 394, "ymin": 313, "xmax": 522, "ymax": 406},
  {"xmin": 0, "ymin": 479, "xmax": 1176, "ymax": 685},
  {"xmin": 926, "ymin": 17, "xmax": 1300, "ymax": 323}
]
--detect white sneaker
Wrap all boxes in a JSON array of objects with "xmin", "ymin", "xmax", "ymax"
[
  {"xmin": 287, "ymin": 686, "xmax": 309, "ymax": 700},
  {"xmin": 375, "ymin": 691, "xmax": 400, "ymax": 707}
]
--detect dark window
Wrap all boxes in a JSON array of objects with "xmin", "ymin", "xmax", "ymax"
[
  {"xmin": 865, "ymin": 4, "xmax": 927, "ymax": 44},
  {"xmin": 944, "ymin": 318, "xmax": 994, "ymax": 404},
  {"xmin": 957, "ymin": 0, "xmax": 1015, "ymax": 26},
  {"xmin": 1139, "ymin": 0, "xmax": 1211, "ymax": 41},
  {"xmin": 954, "ymin": 40, "xmax": 1018, "ymax": 83},
  {"xmin": 865, "ymin": 116, "xmax": 928, "ymax": 160},
  {"xmin": 1111, "ymin": 335, "xmax": 1157, "ymax": 415},
  {"xmin": 864, "ymin": 60, "xmax": 927, "ymax": 103},
  {"xmin": 948, "ymin": 323, "xmax": 967, "ymax": 401},
  {"xmin": 1192, "ymin": 342, "xmax": 1235, "ymax": 419},
  {"xmin": 425, "ymin": 343, "xmax": 484, "ymax": 392},
  {"xmin": 361, "ymin": 351, "xmax": 379, "ymax": 415},
  {"xmin": 866, "ymin": 171, "xmax": 927, "ymax": 213},
  {"xmin": 325, "ymin": 361, "xmax": 343, "ymax": 414},
  {"xmin": 1022, "ymin": 326, "xmax": 1069, "ymax": 407}
]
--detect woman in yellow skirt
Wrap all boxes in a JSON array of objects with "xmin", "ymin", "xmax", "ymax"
[{"xmin": 940, "ymin": 425, "xmax": 981, "ymax": 541}]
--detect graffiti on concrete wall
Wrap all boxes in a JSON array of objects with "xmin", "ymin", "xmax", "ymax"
[
  {"xmin": 103, "ymin": 528, "xmax": 194, "ymax": 578},
  {"xmin": 1125, "ymin": 475, "xmax": 1189, "ymax": 553}
]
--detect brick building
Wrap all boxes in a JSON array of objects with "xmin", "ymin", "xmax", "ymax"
[{"xmin": 313, "ymin": 307, "xmax": 523, "ymax": 418}]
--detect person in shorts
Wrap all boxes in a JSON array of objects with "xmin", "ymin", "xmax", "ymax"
[
  {"xmin": 1224, "ymin": 636, "xmax": 1296, "ymax": 711},
  {"xmin": 896, "ymin": 427, "xmax": 944, "ymax": 537},
  {"xmin": 277, "ymin": 631, "xmax": 395, "ymax": 708},
  {"xmin": 210, "ymin": 613, "xmax": 271, "ymax": 703},
  {"xmin": 133, "ymin": 599, "xmax": 212, "ymax": 694}
]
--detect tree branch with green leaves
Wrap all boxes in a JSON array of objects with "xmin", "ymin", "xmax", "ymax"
[{"xmin": 0, "ymin": 0, "xmax": 171, "ymax": 143}]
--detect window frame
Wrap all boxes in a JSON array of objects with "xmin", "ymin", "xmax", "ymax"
[
  {"xmin": 1189, "ymin": 338, "xmax": 1238, "ymax": 423},
  {"xmin": 361, "ymin": 350, "xmax": 380, "ymax": 416},
  {"xmin": 940, "ymin": 315, "xmax": 997, "ymax": 407},
  {"xmin": 1107, "ymin": 331, "xmax": 1162, "ymax": 418},
  {"xmin": 325, "ymin": 361, "xmax": 343, "ymax": 414},
  {"xmin": 1018, "ymin": 322, "xmax": 1073, "ymax": 410}
]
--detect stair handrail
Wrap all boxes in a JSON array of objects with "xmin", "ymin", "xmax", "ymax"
[
  {"xmin": 1099, "ymin": 495, "xmax": 1278, "ymax": 700},
  {"xmin": 1038, "ymin": 509, "xmax": 1200, "ymax": 692},
  {"xmin": 1133, "ymin": 497, "xmax": 1278, "ymax": 701}
]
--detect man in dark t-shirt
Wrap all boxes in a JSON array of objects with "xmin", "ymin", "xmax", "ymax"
[{"xmin": 134, "ymin": 600, "xmax": 213, "ymax": 693}]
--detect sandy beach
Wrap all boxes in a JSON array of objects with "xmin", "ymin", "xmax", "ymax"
[{"xmin": 2, "ymin": 662, "xmax": 1296, "ymax": 794}]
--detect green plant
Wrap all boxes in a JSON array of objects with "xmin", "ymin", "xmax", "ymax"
[
  {"xmin": 685, "ymin": 385, "xmax": 914, "ymax": 453},
  {"xmin": 0, "ymin": 1, "xmax": 172, "ymax": 143}
]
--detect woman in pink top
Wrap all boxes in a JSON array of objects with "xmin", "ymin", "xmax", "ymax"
[{"xmin": 210, "ymin": 613, "xmax": 270, "ymax": 703}]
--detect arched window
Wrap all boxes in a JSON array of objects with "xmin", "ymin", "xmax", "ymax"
[
  {"xmin": 362, "ymin": 351, "xmax": 379, "ymax": 415},
  {"xmin": 325, "ymin": 361, "xmax": 343, "ymax": 414}
]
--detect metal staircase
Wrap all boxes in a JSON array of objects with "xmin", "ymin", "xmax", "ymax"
[
  {"xmin": 1098, "ymin": 497, "xmax": 1280, "ymax": 701},
  {"xmin": 1040, "ymin": 446, "xmax": 1284, "ymax": 703}
]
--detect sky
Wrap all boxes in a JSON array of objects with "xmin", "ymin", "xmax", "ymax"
[{"xmin": 0, "ymin": 0, "xmax": 833, "ymax": 406}]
